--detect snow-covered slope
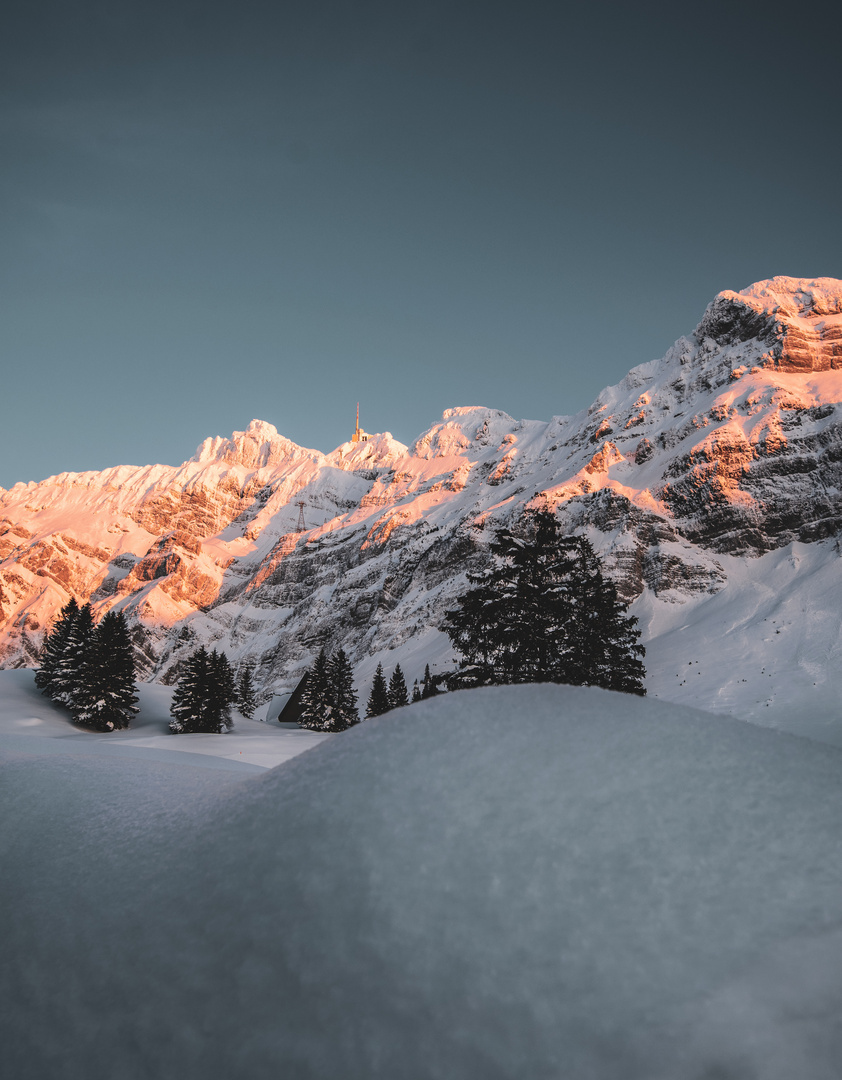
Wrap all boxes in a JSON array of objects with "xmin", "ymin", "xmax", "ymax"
[
  {"xmin": 5, "ymin": 683, "xmax": 842, "ymax": 1079},
  {"xmin": 2, "ymin": 276, "xmax": 841, "ymax": 734},
  {"xmin": 0, "ymin": 668, "xmax": 327, "ymax": 769}
]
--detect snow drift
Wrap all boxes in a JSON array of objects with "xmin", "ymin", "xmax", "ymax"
[{"xmin": 4, "ymin": 683, "xmax": 842, "ymax": 1079}]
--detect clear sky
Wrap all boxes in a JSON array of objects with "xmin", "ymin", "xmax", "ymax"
[{"xmin": 2, "ymin": 0, "xmax": 840, "ymax": 488}]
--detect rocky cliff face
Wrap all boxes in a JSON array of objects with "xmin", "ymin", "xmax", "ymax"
[{"xmin": 2, "ymin": 277, "xmax": 841, "ymax": 728}]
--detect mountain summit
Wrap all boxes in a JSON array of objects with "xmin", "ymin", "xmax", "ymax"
[{"xmin": 2, "ymin": 277, "xmax": 841, "ymax": 735}]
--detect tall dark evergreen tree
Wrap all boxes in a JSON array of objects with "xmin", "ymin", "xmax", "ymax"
[
  {"xmin": 554, "ymin": 537, "xmax": 647, "ymax": 695},
  {"xmin": 35, "ymin": 597, "xmax": 80, "ymax": 700},
  {"xmin": 388, "ymin": 664, "xmax": 409, "ymax": 709},
  {"xmin": 237, "ymin": 666, "xmax": 258, "ymax": 719},
  {"xmin": 209, "ymin": 650, "xmax": 237, "ymax": 731},
  {"xmin": 298, "ymin": 648, "xmax": 336, "ymax": 732},
  {"xmin": 74, "ymin": 610, "xmax": 139, "ymax": 731},
  {"xmin": 365, "ymin": 662, "xmax": 391, "ymax": 718},
  {"xmin": 329, "ymin": 649, "xmax": 359, "ymax": 729},
  {"xmin": 52, "ymin": 602, "xmax": 95, "ymax": 711},
  {"xmin": 444, "ymin": 510, "xmax": 645, "ymax": 695}
]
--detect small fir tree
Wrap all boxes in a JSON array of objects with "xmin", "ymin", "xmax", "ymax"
[
  {"xmin": 388, "ymin": 664, "xmax": 409, "ymax": 709},
  {"xmin": 365, "ymin": 662, "xmax": 391, "ymax": 718},
  {"xmin": 237, "ymin": 666, "xmax": 258, "ymax": 719},
  {"xmin": 421, "ymin": 663, "xmax": 438, "ymax": 699},
  {"xmin": 411, "ymin": 680, "xmax": 422, "ymax": 703}
]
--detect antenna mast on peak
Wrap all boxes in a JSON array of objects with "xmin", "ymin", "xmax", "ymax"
[{"xmin": 351, "ymin": 402, "xmax": 370, "ymax": 443}]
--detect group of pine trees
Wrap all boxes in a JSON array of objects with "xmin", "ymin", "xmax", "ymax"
[
  {"xmin": 365, "ymin": 662, "xmax": 439, "ymax": 717},
  {"xmin": 169, "ymin": 647, "xmax": 258, "ymax": 733},
  {"xmin": 35, "ymin": 598, "xmax": 139, "ymax": 730},
  {"xmin": 443, "ymin": 509, "xmax": 646, "ymax": 695}
]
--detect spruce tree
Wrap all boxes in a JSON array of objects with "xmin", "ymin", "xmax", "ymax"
[
  {"xmin": 52, "ymin": 602, "xmax": 95, "ymax": 711},
  {"xmin": 35, "ymin": 597, "xmax": 80, "ymax": 700},
  {"xmin": 74, "ymin": 610, "xmax": 139, "ymax": 731},
  {"xmin": 365, "ymin": 662, "xmax": 391, "ymax": 718},
  {"xmin": 555, "ymin": 537, "xmax": 646, "ymax": 694},
  {"xmin": 169, "ymin": 647, "xmax": 234, "ymax": 734},
  {"xmin": 329, "ymin": 649, "xmax": 359, "ymax": 729},
  {"xmin": 208, "ymin": 650, "xmax": 236, "ymax": 731},
  {"xmin": 421, "ymin": 663, "xmax": 438, "ymax": 699},
  {"xmin": 237, "ymin": 666, "xmax": 258, "ymax": 719},
  {"xmin": 412, "ymin": 680, "xmax": 422, "ymax": 703},
  {"xmin": 298, "ymin": 648, "xmax": 335, "ymax": 732},
  {"xmin": 170, "ymin": 647, "xmax": 209, "ymax": 734},
  {"xmin": 388, "ymin": 664, "xmax": 409, "ymax": 709},
  {"xmin": 444, "ymin": 510, "xmax": 645, "ymax": 695}
]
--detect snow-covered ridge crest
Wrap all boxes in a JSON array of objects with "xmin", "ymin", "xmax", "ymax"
[
  {"xmin": 191, "ymin": 419, "xmax": 325, "ymax": 472},
  {"xmin": 730, "ymin": 276, "xmax": 842, "ymax": 318},
  {"xmin": 1, "ymin": 276, "xmax": 842, "ymax": 738}
]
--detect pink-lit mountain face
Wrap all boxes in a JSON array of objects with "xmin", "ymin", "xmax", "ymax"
[{"xmin": 2, "ymin": 277, "xmax": 842, "ymax": 729}]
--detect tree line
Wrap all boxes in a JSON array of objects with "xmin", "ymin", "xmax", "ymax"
[
  {"xmin": 36, "ymin": 509, "xmax": 644, "ymax": 734},
  {"xmin": 291, "ymin": 656, "xmax": 440, "ymax": 732}
]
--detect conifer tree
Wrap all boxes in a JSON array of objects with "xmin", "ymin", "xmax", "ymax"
[
  {"xmin": 444, "ymin": 510, "xmax": 645, "ymax": 695},
  {"xmin": 365, "ymin": 662, "xmax": 391, "ymax": 718},
  {"xmin": 74, "ymin": 610, "xmax": 139, "ymax": 731},
  {"xmin": 169, "ymin": 647, "xmax": 235, "ymax": 734},
  {"xmin": 298, "ymin": 648, "xmax": 336, "ymax": 732},
  {"xmin": 554, "ymin": 537, "xmax": 646, "ymax": 694},
  {"xmin": 35, "ymin": 597, "xmax": 80, "ymax": 700},
  {"xmin": 52, "ymin": 602, "xmax": 95, "ymax": 710},
  {"xmin": 421, "ymin": 663, "xmax": 438, "ymax": 699},
  {"xmin": 412, "ymin": 680, "xmax": 422, "ymax": 703},
  {"xmin": 329, "ymin": 648, "xmax": 359, "ymax": 729},
  {"xmin": 237, "ymin": 666, "xmax": 258, "ymax": 720},
  {"xmin": 388, "ymin": 664, "xmax": 409, "ymax": 709},
  {"xmin": 209, "ymin": 650, "xmax": 237, "ymax": 731}
]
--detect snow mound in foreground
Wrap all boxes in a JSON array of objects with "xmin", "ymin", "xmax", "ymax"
[{"xmin": 4, "ymin": 685, "xmax": 842, "ymax": 1079}]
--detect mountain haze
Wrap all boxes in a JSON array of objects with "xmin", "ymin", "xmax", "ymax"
[{"xmin": 2, "ymin": 276, "xmax": 841, "ymax": 737}]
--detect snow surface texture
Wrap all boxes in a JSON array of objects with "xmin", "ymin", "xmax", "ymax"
[
  {"xmin": 4, "ymin": 682, "xmax": 842, "ymax": 1080},
  {"xmin": 0, "ymin": 669, "xmax": 327, "ymax": 771},
  {"xmin": 2, "ymin": 276, "xmax": 842, "ymax": 739}
]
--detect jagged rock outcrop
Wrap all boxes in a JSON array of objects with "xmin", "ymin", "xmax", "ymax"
[{"xmin": 1, "ymin": 277, "xmax": 841, "ymax": 707}]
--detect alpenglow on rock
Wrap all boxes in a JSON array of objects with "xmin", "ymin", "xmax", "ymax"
[{"xmin": 1, "ymin": 277, "xmax": 842, "ymax": 730}]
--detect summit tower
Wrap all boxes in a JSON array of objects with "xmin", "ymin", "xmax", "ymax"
[{"xmin": 351, "ymin": 403, "xmax": 370, "ymax": 443}]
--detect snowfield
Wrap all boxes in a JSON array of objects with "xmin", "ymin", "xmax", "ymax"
[
  {"xmin": 4, "ymin": 676, "xmax": 842, "ymax": 1079},
  {"xmin": 0, "ymin": 668, "xmax": 327, "ymax": 770}
]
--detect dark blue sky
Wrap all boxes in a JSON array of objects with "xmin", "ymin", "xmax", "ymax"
[{"xmin": 2, "ymin": 0, "xmax": 840, "ymax": 487}]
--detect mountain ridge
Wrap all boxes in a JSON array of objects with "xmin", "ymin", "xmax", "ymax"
[{"xmin": 2, "ymin": 276, "xmax": 841, "ymax": 738}]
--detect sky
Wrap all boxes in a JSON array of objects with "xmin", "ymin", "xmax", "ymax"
[{"xmin": 1, "ymin": 0, "xmax": 840, "ymax": 488}]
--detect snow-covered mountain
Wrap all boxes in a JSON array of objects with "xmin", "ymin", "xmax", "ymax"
[{"xmin": 2, "ymin": 276, "xmax": 841, "ymax": 735}]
